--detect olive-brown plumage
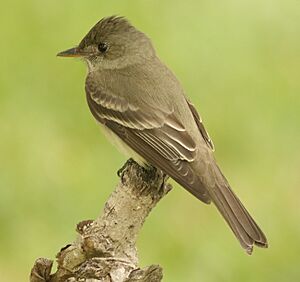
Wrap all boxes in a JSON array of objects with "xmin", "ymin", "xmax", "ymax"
[{"xmin": 58, "ymin": 16, "xmax": 268, "ymax": 254}]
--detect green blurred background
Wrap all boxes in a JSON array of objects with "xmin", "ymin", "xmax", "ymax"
[{"xmin": 0, "ymin": 1, "xmax": 299, "ymax": 281}]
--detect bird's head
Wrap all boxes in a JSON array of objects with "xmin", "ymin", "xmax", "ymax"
[{"xmin": 57, "ymin": 16, "xmax": 155, "ymax": 70}]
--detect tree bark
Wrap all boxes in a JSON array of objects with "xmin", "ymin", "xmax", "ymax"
[{"xmin": 30, "ymin": 159, "xmax": 172, "ymax": 282}]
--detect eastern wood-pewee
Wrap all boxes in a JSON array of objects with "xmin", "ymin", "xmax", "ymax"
[{"xmin": 57, "ymin": 16, "xmax": 268, "ymax": 254}]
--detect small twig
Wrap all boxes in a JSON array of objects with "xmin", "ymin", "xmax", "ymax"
[{"xmin": 30, "ymin": 159, "xmax": 171, "ymax": 282}]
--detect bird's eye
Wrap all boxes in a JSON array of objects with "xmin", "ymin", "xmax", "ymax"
[{"xmin": 97, "ymin": 42, "xmax": 109, "ymax": 53}]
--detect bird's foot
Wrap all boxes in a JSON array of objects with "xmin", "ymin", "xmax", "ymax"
[
  {"xmin": 117, "ymin": 158, "xmax": 135, "ymax": 178},
  {"xmin": 118, "ymin": 159, "xmax": 172, "ymax": 196},
  {"xmin": 140, "ymin": 165, "xmax": 171, "ymax": 196}
]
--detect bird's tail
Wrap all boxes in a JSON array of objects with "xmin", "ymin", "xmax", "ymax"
[{"xmin": 207, "ymin": 164, "xmax": 268, "ymax": 254}]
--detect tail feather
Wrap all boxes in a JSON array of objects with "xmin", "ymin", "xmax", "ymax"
[{"xmin": 207, "ymin": 164, "xmax": 268, "ymax": 254}]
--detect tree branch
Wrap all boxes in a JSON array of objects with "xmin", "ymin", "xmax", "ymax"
[{"xmin": 30, "ymin": 159, "xmax": 172, "ymax": 282}]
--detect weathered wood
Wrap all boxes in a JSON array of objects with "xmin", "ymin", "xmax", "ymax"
[{"xmin": 30, "ymin": 159, "xmax": 171, "ymax": 282}]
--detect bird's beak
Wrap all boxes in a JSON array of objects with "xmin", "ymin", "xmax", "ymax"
[{"xmin": 57, "ymin": 47, "xmax": 83, "ymax": 58}]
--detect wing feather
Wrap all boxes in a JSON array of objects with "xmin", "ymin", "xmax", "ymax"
[
  {"xmin": 186, "ymin": 99, "xmax": 215, "ymax": 151},
  {"xmin": 86, "ymin": 85, "xmax": 211, "ymax": 203},
  {"xmin": 105, "ymin": 120, "xmax": 210, "ymax": 203}
]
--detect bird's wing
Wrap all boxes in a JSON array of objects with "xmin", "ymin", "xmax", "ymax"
[
  {"xmin": 186, "ymin": 99, "xmax": 215, "ymax": 151},
  {"xmin": 86, "ymin": 79, "xmax": 211, "ymax": 203}
]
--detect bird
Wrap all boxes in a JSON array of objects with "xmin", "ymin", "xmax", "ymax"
[{"xmin": 57, "ymin": 16, "xmax": 268, "ymax": 254}]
